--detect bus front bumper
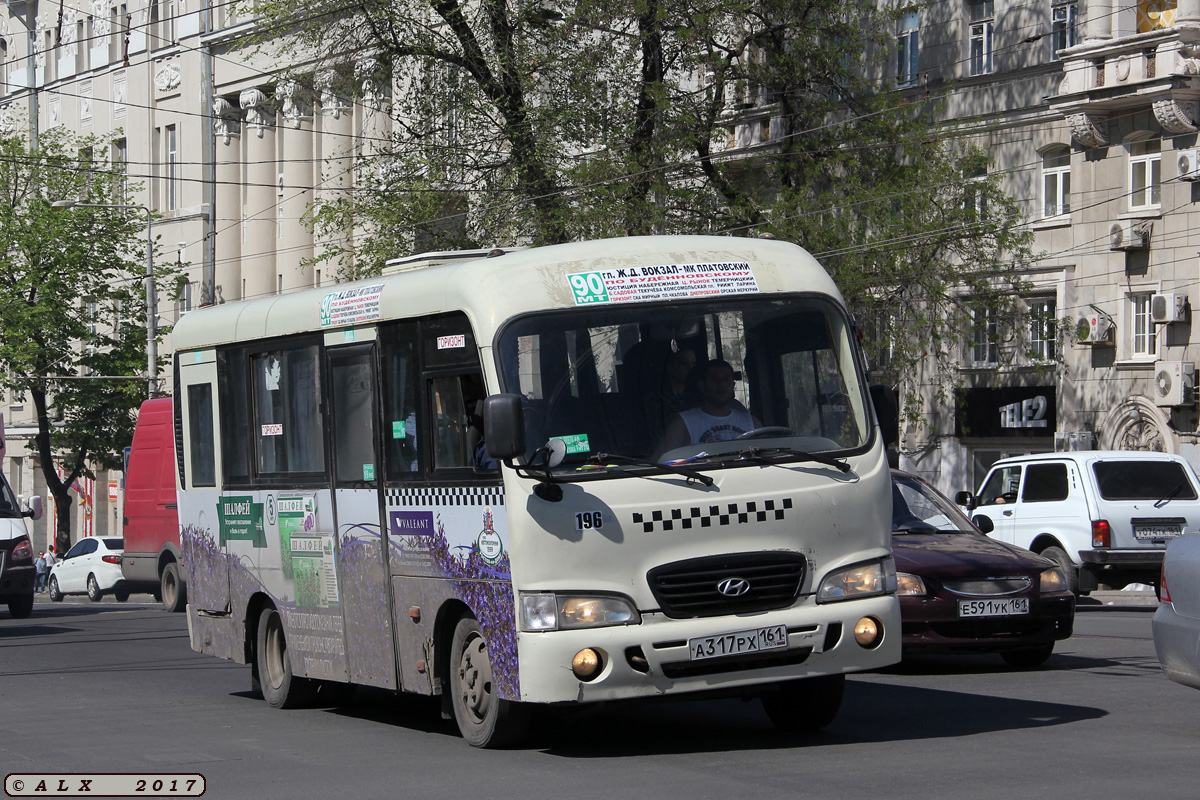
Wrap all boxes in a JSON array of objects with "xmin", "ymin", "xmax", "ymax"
[{"xmin": 515, "ymin": 594, "xmax": 900, "ymax": 704}]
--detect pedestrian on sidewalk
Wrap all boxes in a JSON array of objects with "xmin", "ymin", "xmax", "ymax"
[{"xmin": 34, "ymin": 551, "xmax": 48, "ymax": 592}]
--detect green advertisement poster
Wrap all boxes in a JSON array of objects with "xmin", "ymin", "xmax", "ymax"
[
  {"xmin": 277, "ymin": 496, "xmax": 315, "ymax": 580},
  {"xmin": 290, "ymin": 533, "xmax": 340, "ymax": 608},
  {"xmin": 217, "ymin": 496, "xmax": 266, "ymax": 547}
]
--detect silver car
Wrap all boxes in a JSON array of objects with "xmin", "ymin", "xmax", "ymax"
[{"xmin": 1152, "ymin": 532, "xmax": 1200, "ymax": 690}]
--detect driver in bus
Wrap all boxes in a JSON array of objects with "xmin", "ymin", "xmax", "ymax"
[{"xmin": 653, "ymin": 358, "xmax": 761, "ymax": 460}]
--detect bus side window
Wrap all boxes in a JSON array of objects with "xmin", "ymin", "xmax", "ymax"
[
  {"xmin": 187, "ymin": 383, "xmax": 216, "ymax": 487},
  {"xmin": 218, "ymin": 348, "xmax": 251, "ymax": 486},
  {"xmin": 251, "ymin": 343, "xmax": 326, "ymax": 475},
  {"xmin": 381, "ymin": 321, "xmax": 421, "ymax": 478}
]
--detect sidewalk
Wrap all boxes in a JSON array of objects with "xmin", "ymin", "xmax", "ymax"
[{"xmin": 1078, "ymin": 586, "xmax": 1159, "ymax": 609}]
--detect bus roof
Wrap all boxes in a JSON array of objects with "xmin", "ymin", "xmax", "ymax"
[{"xmin": 170, "ymin": 235, "xmax": 841, "ymax": 352}]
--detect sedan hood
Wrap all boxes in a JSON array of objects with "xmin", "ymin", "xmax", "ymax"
[{"xmin": 891, "ymin": 530, "xmax": 1054, "ymax": 577}]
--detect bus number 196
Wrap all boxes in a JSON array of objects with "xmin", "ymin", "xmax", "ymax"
[{"xmin": 575, "ymin": 511, "xmax": 603, "ymax": 531}]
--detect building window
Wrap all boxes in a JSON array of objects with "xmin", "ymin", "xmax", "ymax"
[
  {"xmin": 969, "ymin": 0, "xmax": 995, "ymax": 76},
  {"xmin": 965, "ymin": 165, "xmax": 988, "ymax": 219},
  {"xmin": 1042, "ymin": 146, "xmax": 1071, "ymax": 217},
  {"xmin": 1, "ymin": 39, "xmax": 8, "ymax": 98},
  {"xmin": 898, "ymin": 11, "xmax": 920, "ymax": 86},
  {"xmin": 1129, "ymin": 137, "xmax": 1162, "ymax": 209},
  {"xmin": 1029, "ymin": 299, "xmax": 1057, "ymax": 361},
  {"xmin": 112, "ymin": 138, "xmax": 127, "ymax": 198},
  {"xmin": 972, "ymin": 306, "xmax": 999, "ymax": 364},
  {"xmin": 1052, "ymin": 1, "xmax": 1078, "ymax": 56},
  {"xmin": 1131, "ymin": 292, "xmax": 1157, "ymax": 356},
  {"xmin": 165, "ymin": 124, "xmax": 178, "ymax": 211}
]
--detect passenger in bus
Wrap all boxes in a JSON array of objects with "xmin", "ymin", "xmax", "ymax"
[{"xmin": 652, "ymin": 359, "xmax": 761, "ymax": 460}]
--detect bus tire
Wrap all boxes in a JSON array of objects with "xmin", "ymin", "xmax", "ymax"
[
  {"xmin": 161, "ymin": 562, "xmax": 187, "ymax": 613},
  {"xmin": 761, "ymin": 674, "xmax": 845, "ymax": 733},
  {"xmin": 256, "ymin": 607, "xmax": 317, "ymax": 709},
  {"xmin": 449, "ymin": 616, "xmax": 528, "ymax": 748}
]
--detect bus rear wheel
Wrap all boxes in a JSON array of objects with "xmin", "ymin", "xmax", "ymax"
[
  {"xmin": 449, "ymin": 616, "xmax": 528, "ymax": 748},
  {"xmin": 761, "ymin": 674, "xmax": 845, "ymax": 733},
  {"xmin": 256, "ymin": 607, "xmax": 317, "ymax": 709}
]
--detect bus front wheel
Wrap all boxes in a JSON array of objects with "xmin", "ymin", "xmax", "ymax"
[
  {"xmin": 761, "ymin": 674, "xmax": 845, "ymax": 733},
  {"xmin": 449, "ymin": 616, "xmax": 528, "ymax": 748},
  {"xmin": 256, "ymin": 607, "xmax": 317, "ymax": 709}
]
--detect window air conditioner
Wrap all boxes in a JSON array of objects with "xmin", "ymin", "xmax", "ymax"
[
  {"xmin": 1180, "ymin": 149, "xmax": 1200, "ymax": 181},
  {"xmin": 1110, "ymin": 221, "xmax": 1150, "ymax": 251},
  {"xmin": 1075, "ymin": 312, "xmax": 1113, "ymax": 344},
  {"xmin": 1151, "ymin": 292, "xmax": 1188, "ymax": 324},
  {"xmin": 1154, "ymin": 361, "xmax": 1196, "ymax": 407}
]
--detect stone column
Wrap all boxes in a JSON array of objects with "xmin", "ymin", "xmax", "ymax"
[
  {"xmin": 1085, "ymin": 0, "xmax": 1114, "ymax": 41},
  {"xmin": 315, "ymin": 69, "xmax": 353, "ymax": 278},
  {"xmin": 277, "ymin": 80, "xmax": 314, "ymax": 293},
  {"xmin": 212, "ymin": 97, "xmax": 242, "ymax": 304},
  {"xmin": 239, "ymin": 87, "xmax": 277, "ymax": 302}
]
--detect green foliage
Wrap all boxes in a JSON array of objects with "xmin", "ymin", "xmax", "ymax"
[
  {"xmin": 0, "ymin": 129, "xmax": 175, "ymax": 544},
  {"xmin": 248, "ymin": 0, "xmax": 1036, "ymax": 389}
]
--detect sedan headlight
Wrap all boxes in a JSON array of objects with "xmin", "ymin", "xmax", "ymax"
[
  {"xmin": 1040, "ymin": 567, "xmax": 1068, "ymax": 594},
  {"xmin": 817, "ymin": 557, "xmax": 897, "ymax": 603},
  {"xmin": 895, "ymin": 572, "xmax": 927, "ymax": 596},
  {"xmin": 519, "ymin": 593, "xmax": 641, "ymax": 631}
]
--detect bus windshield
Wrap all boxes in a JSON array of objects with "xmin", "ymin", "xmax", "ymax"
[{"xmin": 496, "ymin": 295, "xmax": 871, "ymax": 473}]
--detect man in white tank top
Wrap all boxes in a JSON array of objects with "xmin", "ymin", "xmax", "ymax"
[{"xmin": 653, "ymin": 359, "xmax": 761, "ymax": 460}]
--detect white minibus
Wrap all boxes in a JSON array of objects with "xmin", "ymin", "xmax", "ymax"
[{"xmin": 173, "ymin": 235, "xmax": 900, "ymax": 747}]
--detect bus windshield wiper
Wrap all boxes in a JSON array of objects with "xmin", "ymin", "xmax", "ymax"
[
  {"xmin": 591, "ymin": 453, "xmax": 714, "ymax": 487},
  {"xmin": 705, "ymin": 446, "xmax": 851, "ymax": 474}
]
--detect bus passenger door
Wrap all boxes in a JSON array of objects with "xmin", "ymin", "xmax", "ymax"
[
  {"xmin": 327, "ymin": 341, "xmax": 398, "ymax": 690},
  {"xmin": 178, "ymin": 357, "xmax": 230, "ymax": 614}
]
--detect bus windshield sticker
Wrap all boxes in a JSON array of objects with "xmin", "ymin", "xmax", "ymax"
[
  {"xmin": 261, "ymin": 423, "xmax": 283, "ymax": 437},
  {"xmin": 392, "ymin": 420, "xmax": 406, "ymax": 439},
  {"xmin": 554, "ymin": 433, "xmax": 590, "ymax": 454},
  {"xmin": 437, "ymin": 334, "xmax": 466, "ymax": 349},
  {"xmin": 567, "ymin": 262, "xmax": 759, "ymax": 306},
  {"xmin": 319, "ymin": 283, "xmax": 384, "ymax": 328},
  {"xmin": 363, "ymin": 463, "xmax": 375, "ymax": 481}
]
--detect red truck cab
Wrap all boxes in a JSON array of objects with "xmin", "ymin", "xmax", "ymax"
[{"xmin": 120, "ymin": 398, "xmax": 186, "ymax": 611}]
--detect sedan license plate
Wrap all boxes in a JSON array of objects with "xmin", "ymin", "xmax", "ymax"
[
  {"xmin": 1134, "ymin": 524, "xmax": 1183, "ymax": 540},
  {"xmin": 689, "ymin": 625, "xmax": 788, "ymax": 661},
  {"xmin": 958, "ymin": 597, "xmax": 1030, "ymax": 618}
]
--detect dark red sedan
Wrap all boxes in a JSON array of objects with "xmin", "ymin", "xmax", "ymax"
[{"xmin": 891, "ymin": 470, "xmax": 1076, "ymax": 666}]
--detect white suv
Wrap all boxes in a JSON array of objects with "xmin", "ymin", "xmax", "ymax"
[{"xmin": 959, "ymin": 451, "xmax": 1200, "ymax": 594}]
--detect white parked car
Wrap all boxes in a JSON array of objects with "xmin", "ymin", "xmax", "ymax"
[
  {"xmin": 48, "ymin": 537, "xmax": 130, "ymax": 602},
  {"xmin": 959, "ymin": 451, "xmax": 1200, "ymax": 595}
]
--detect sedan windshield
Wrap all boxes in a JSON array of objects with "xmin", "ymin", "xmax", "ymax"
[
  {"xmin": 892, "ymin": 473, "xmax": 976, "ymax": 533},
  {"xmin": 496, "ymin": 295, "xmax": 871, "ymax": 475}
]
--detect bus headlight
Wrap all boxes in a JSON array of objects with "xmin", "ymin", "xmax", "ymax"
[
  {"xmin": 519, "ymin": 593, "xmax": 641, "ymax": 631},
  {"xmin": 817, "ymin": 557, "xmax": 897, "ymax": 603}
]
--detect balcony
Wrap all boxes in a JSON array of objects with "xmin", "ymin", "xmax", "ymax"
[{"xmin": 1049, "ymin": 18, "xmax": 1200, "ymax": 146}]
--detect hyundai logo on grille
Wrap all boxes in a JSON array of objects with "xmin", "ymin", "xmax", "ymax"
[{"xmin": 717, "ymin": 577, "xmax": 751, "ymax": 597}]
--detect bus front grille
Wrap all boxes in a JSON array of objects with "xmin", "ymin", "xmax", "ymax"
[{"xmin": 647, "ymin": 552, "xmax": 807, "ymax": 619}]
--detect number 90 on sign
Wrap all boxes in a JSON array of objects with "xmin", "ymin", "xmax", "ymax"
[{"xmin": 568, "ymin": 272, "xmax": 609, "ymax": 304}]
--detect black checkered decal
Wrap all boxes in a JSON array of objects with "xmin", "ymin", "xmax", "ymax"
[
  {"xmin": 385, "ymin": 486, "xmax": 505, "ymax": 508},
  {"xmin": 632, "ymin": 498, "xmax": 793, "ymax": 532}
]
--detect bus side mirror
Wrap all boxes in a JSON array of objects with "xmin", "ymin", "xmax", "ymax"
[
  {"xmin": 869, "ymin": 384, "xmax": 898, "ymax": 446},
  {"xmin": 24, "ymin": 496, "xmax": 44, "ymax": 521},
  {"xmin": 483, "ymin": 394, "xmax": 526, "ymax": 461},
  {"xmin": 954, "ymin": 491, "xmax": 976, "ymax": 510}
]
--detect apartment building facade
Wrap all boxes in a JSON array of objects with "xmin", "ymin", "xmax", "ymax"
[
  {"xmin": 1, "ymin": 0, "xmax": 377, "ymax": 547},
  {"xmin": 875, "ymin": 0, "xmax": 1200, "ymax": 495}
]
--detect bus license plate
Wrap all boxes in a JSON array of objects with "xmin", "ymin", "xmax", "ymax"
[
  {"xmin": 958, "ymin": 598, "xmax": 1029, "ymax": 618},
  {"xmin": 688, "ymin": 625, "xmax": 788, "ymax": 661}
]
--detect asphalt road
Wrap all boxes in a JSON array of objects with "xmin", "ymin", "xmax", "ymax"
[{"xmin": 2, "ymin": 590, "xmax": 1197, "ymax": 800}]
